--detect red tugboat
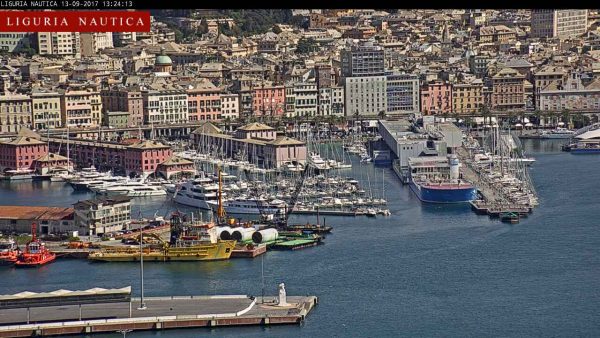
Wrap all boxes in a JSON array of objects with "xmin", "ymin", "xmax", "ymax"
[
  {"xmin": 0, "ymin": 238, "xmax": 20, "ymax": 265},
  {"xmin": 15, "ymin": 223, "xmax": 56, "ymax": 267}
]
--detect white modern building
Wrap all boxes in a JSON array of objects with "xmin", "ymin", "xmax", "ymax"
[
  {"xmin": 345, "ymin": 76, "xmax": 387, "ymax": 117},
  {"xmin": 37, "ymin": 32, "xmax": 80, "ymax": 57},
  {"xmin": 73, "ymin": 196, "xmax": 131, "ymax": 236},
  {"xmin": 386, "ymin": 72, "xmax": 420, "ymax": 113},
  {"xmin": 531, "ymin": 9, "xmax": 588, "ymax": 39}
]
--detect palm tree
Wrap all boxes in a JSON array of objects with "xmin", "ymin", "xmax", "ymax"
[
  {"xmin": 378, "ymin": 110, "xmax": 386, "ymax": 120},
  {"xmin": 560, "ymin": 108, "xmax": 571, "ymax": 128},
  {"xmin": 480, "ymin": 104, "xmax": 491, "ymax": 127},
  {"xmin": 533, "ymin": 110, "xmax": 542, "ymax": 133}
]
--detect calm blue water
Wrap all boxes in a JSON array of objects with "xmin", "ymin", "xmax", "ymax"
[{"xmin": 1, "ymin": 140, "xmax": 599, "ymax": 337}]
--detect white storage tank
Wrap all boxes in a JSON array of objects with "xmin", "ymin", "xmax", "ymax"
[
  {"xmin": 252, "ymin": 228, "xmax": 279, "ymax": 244},
  {"xmin": 449, "ymin": 154, "xmax": 460, "ymax": 180},
  {"xmin": 231, "ymin": 227, "xmax": 255, "ymax": 241},
  {"xmin": 216, "ymin": 226, "xmax": 232, "ymax": 240}
]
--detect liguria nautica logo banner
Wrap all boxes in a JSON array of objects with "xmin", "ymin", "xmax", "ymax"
[{"xmin": 0, "ymin": 10, "xmax": 150, "ymax": 32}]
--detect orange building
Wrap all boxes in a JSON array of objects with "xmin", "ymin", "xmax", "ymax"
[
  {"xmin": 252, "ymin": 84, "xmax": 286, "ymax": 117},
  {"xmin": 187, "ymin": 80, "xmax": 222, "ymax": 122}
]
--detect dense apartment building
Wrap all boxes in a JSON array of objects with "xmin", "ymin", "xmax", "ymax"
[
  {"xmin": 386, "ymin": 72, "xmax": 420, "ymax": 113},
  {"xmin": 31, "ymin": 91, "xmax": 62, "ymax": 130},
  {"xmin": 112, "ymin": 32, "xmax": 137, "ymax": 46},
  {"xmin": 420, "ymin": 81, "xmax": 452, "ymax": 115},
  {"xmin": 477, "ymin": 25, "xmax": 517, "ymax": 43},
  {"xmin": 220, "ymin": 93, "xmax": 240, "ymax": 120},
  {"xmin": 60, "ymin": 88, "xmax": 102, "ymax": 128},
  {"xmin": 252, "ymin": 84, "xmax": 286, "ymax": 117},
  {"xmin": 452, "ymin": 80, "xmax": 484, "ymax": 114},
  {"xmin": 315, "ymin": 63, "xmax": 334, "ymax": 88},
  {"xmin": 319, "ymin": 86, "xmax": 345, "ymax": 116},
  {"xmin": 340, "ymin": 41, "xmax": 385, "ymax": 79},
  {"xmin": 0, "ymin": 33, "xmax": 31, "ymax": 53},
  {"xmin": 533, "ymin": 66, "xmax": 566, "ymax": 104},
  {"xmin": 141, "ymin": 86, "xmax": 188, "ymax": 124},
  {"xmin": 187, "ymin": 80, "xmax": 222, "ymax": 121},
  {"xmin": 100, "ymin": 86, "xmax": 144, "ymax": 127},
  {"xmin": 37, "ymin": 32, "xmax": 80, "ymax": 57},
  {"xmin": 291, "ymin": 82, "xmax": 318, "ymax": 117},
  {"xmin": 491, "ymin": 68, "xmax": 525, "ymax": 110},
  {"xmin": 531, "ymin": 9, "xmax": 588, "ymax": 39},
  {"xmin": 0, "ymin": 94, "xmax": 33, "ymax": 134},
  {"xmin": 80, "ymin": 33, "xmax": 114, "ymax": 57},
  {"xmin": 345, "ymin": 76, "xmax": 387, "ymax": 116}
]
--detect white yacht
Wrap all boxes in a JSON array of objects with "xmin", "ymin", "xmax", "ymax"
[
  {"xmin": 172, "ymin": 179, "xmax": 222, "ymax": 210},
  {"xmin": 539, "ymin": 128, "xmax": 575, "ymax": 139},
  {"xmin": 307, "ymin": 152, "xmax": 330, "ymax": 171},
  {"xmin": 97, "ymin": 181, "xmax": 166, "ymax": 197},
  {"xmin": 207, "ymin": 197, "xmax": 287, "ymax": 215}
]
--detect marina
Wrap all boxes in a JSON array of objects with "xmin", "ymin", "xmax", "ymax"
[{"xmin": 0, "ymin": 137, "xmax": 598, "ymax": 337}]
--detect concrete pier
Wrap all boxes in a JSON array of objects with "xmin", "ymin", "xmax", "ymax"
[{"xmin": 0, "ymin": 295, "xmax": 318, "ymax": 337}]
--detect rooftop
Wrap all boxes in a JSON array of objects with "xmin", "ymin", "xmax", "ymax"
[
  {"xmin": 0, "ymin": 206, "xmax": 74, "ymax": 221},
  {"xmin": 73, "ymin": 196, "xmax": 131, "ymax": 208}
]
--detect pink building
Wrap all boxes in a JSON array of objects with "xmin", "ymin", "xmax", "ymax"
[
  {"xmin": 187, "ymin": 80, "xmax": 222, "ymax": 122},
  {"xmin": 420, "ymin": 81, "xmax": 453, "ymax": 115},
  {"xmin": 157, "ymin": 156, "xmax": 195, "ymax": 179},
  {"xmin": 47, "ymin": 138, "xmax": 172, "ymax": 178},
  {"xmin": 124, "ymin": 140, "xmax": 172, "ymax": 177},
  {"xmin": 191, "ymin": 122, "xmax": 306, "ymax": 169},
  {"xmin": 0, "ymin": 129, "xmax": 48, "ymax": 172},
  {"xmin": 252, "ymin": 85, "xmax": 285, "ymax": 117}
]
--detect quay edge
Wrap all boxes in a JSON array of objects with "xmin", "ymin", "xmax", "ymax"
[{"xmin": 0, "ymin": 295, "xmax": 318, "ymax": 337}]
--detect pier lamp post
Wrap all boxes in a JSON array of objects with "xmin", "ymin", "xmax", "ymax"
[{"xmin": 138, "ymin": 225, "xmax": 147, "ymax": 310}]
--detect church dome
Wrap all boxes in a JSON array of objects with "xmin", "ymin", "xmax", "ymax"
[{"xmin": 155, "ymin": 48, "xmax": 172, "ymax": 66}]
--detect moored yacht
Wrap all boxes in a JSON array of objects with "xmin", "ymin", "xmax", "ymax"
[{"xmin": 172, "ymin": 178, "xmax": 222, "ymax": 210}]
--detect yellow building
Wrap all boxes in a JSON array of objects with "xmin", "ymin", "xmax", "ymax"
[
  {"xmin": 0, "ymin": 94, "xmax": 32, "ymax": 134},
  {"xmin": 31, "ymin": 91, "xmax": 62, "ymax": 130},
  {"xmin": 60, "ymin": 87, "xmax": 103, "ymax": 128},
  {"xmin": 452, "ymin": 80, "xmax": 484, "ymax": 114}
]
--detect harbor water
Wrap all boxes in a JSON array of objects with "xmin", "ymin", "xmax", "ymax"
[{"xmin": 0, "ymin": 139, "xmax": 599, "ymax": 337}]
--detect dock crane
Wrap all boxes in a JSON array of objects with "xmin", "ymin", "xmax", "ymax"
[{"xmin": 279, "ymin": 163, "xmax": 309, "ymax": 226}]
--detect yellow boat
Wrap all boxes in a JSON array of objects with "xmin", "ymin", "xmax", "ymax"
[{"xmin": 89, "ymin": 213, "xmax": 236, "ymax": 262}]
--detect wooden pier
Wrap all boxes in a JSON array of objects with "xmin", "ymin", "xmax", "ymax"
[{"xmin": 0, "ymin": 295, "xmax": 317, "ymax": 337}]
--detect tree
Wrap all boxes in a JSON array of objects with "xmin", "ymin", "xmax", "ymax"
[
  {"xmin": 480, "ymin": 104, "xmax": 491, "ymax": 127},
  {"xmin": 272, "ymin": 25, "xmax": 282, "ymax": 34},
  {"xmin": 199, "ymin": 18, "xmax": 209, "ymax": 35},
  {"xmin": 295, "ymin": 38, "xmax": 318, "ymax": 55},
  {"xmin": 378, "ymin": 110, "xmax": 386, "ymax": 120},
  {"xmin": 561, "ymin": 108, "xmax": 571, "ymax": 128},
  {"xmin": 533, "ymin": 110, "xmax": 542, "ymax": 132}
]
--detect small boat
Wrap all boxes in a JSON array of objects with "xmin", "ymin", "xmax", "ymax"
[
  {"xmin": 15, "ymin": 223, "xmax": 56, "ymax": 267},
  {"xmin": 500, "ymin": 212, "xmax": 520, "ymax": 224},
  {"xmin": 0, "ymin": 238, "xmax": 20, "ymax": 265},
  {"xmin": 366, "ymin": 208, "xmax": 377, "ymax": 217}
]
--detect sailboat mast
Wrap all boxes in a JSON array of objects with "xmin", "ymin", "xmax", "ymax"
[{"xmin": 217, "ymin": 166, "xmax": 225, "ymax": 221}]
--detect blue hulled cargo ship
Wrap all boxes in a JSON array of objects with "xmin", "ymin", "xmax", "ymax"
[
  {"xmin": 409, "ymin": 180, "xmax": 477, "ymax": 203},
  {"xmin": 405, "ymin": 155, "xmax": 477, "ymax": 203}
]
